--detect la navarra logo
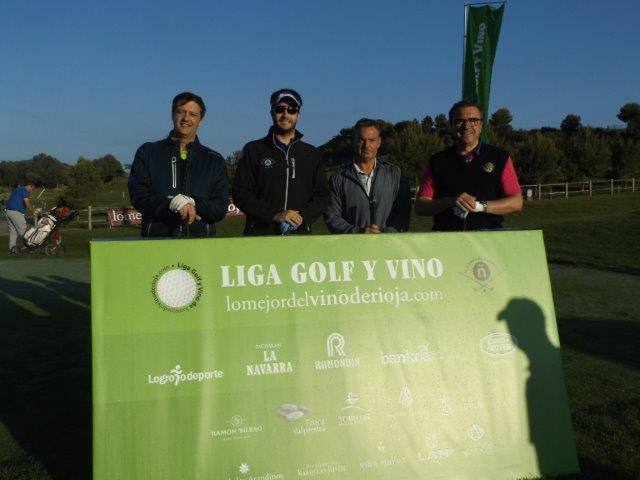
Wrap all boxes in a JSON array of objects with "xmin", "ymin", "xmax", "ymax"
[{"xmin": 151, "ymin": 263, "xmax": 203, "ymax": 312}]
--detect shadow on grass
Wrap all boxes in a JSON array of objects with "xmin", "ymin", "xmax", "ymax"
[
  {"xmin": 0, "ymin": 274, "xmax": 91, "ymax": 479},
  {"xmin": 558, "ymin": 316, "xmax": 640, "ymax": 372}
]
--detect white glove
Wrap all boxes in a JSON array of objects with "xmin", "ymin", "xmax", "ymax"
[
  {"xmin": 168, "ymin": 194, "xmax": 195, "ymax": 213},
  {"xmin": 453, "ymin": 201, "xmax": 484, "ymax": 219},
  {"xmin": 472, "ymin": 201, "xmax": 485, "ymax": 213}
]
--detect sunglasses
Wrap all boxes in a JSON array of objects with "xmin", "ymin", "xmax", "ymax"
[{"xmin": 272, "ymin": 105, "xmax": 300, "ymax": 115}]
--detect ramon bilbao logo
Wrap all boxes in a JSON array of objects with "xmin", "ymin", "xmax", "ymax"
[{"xmin": 151, "ymin": 262, "xmax": 203, "ymax": 312}]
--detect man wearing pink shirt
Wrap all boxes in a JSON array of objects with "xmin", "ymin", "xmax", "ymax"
[{"xmin": 415, "ymin": 100, "xmax": 523, "ymax": 231}]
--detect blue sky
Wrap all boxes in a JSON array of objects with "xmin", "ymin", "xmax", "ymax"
[{"xmin": 1, "ymin": 0, "xmax": 638, "ymax": 164}]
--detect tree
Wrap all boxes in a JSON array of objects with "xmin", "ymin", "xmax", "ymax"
[
  {"xmin": 385, "ymin": 122, "xmax": 444, "ymax": 185},
  {"xmin": 513, "ymin": 133, "xmax": 562, "ymax": 183},
  {"xmin": 66, "ymin": 157, "xmax": 103, "ymax": 208},
  {"xmin": 93, "ymin": 154, "xmax": 124, "ymax": 182},
  {"xmin": 563, "ymin": 128, "xmax": 612, "ymax": 179},
  {"xmin": 225, "ymin": 150, "xmax": 242, "ymax": 182},
  {"xmin": 31, "ymin": 153, "xmax": 70, "ymax": 187},
  {"xmin": 0, "ymin": 161, "xmax": 19, "ymax": 187},
  {"xmin": 421, "ymin": 115, "xmax": 434, "ymax": 134},
  {"xmin": 609, "ymin": 137, "xmax": 640, "ymax": 178},
  {"xmin": 434, "ymin": 114, "xmax": 448, "ymax": 136},
  {"xmin": 617, "ymin": 102, "xmax": 640, "ymax": 139},
  {"xmin": 560, "ymin": 114, "xmax": 582, "ymax": 135},
  {"xmin": 489, "ymin": 108, "xmax": 513, "ymax": 140}
]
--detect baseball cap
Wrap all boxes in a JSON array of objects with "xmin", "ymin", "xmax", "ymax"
[{"xmin": 270, "ymin": 88, "xmax": 303, "ymax": 108}]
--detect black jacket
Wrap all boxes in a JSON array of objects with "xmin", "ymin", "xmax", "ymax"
[
  {"xmin": 429, "ymin": 143, "xmax": 509, "ymax": 231},
  {"xmin": 232, "ymin": 128, "xmax": 330, "ymax": 235},
  {"xmin": 128, "ymin": 135, "xmax": 230, "ymax": 237}
]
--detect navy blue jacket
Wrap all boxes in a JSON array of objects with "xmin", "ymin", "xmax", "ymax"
[{"xmin": 128, "ymin": 135, "xmax": 230, "ymax": 237}]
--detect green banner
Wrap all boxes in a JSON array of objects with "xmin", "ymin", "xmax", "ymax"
[
  {"xmin": 463, "ymin": 3, "xmax": 505, "ymax": 135},
  {"xmin": 91, "ymin": 232, "xmax": 578, "ymax": 479}
]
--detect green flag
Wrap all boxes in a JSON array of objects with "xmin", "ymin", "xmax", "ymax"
[{"xmin": 463, "ymin": 3, "xmax": 505, "ymax": 137}]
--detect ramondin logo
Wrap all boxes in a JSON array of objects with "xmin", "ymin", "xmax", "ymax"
[
  {"xmin": 327, "ymin": 332, "xmax": 346, "ymax": 357},
  {"xmin": 147, "ymin": 364, "xmax": 224, "ymax": 386},
  {"xmin": 461, "ymin": 258, "xmax": 502, "ymax": 293},
  {"xmin": 151, "ymin": 263, "xmax": 203, "ymax": 312}
]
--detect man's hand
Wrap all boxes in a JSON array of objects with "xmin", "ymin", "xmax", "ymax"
[
  {"xmin": 364, "ymin": 224, "xmax": 381, "ymax": 234},
  {"xmin": 454, "ymin": 192, "xmax": 477, "ymax": 212},
  {"xmin": 273, "ymin": 210, "xmax": 303, "ymax": 227},
  {"xmin": 179, "ymin": 204, "xmax": 200, "ymax": 224}
]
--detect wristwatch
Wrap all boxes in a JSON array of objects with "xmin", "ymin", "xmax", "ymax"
[{"xmin": 479, "ymin": 200, "xmax": 487, "ymax": 213}]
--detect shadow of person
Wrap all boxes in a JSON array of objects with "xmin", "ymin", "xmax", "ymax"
[
  {"xmin": 498, "ymin": 298, "xmax": 579, "ymax": 478},
  {"xmin": 0, "ymin": 273, "xmax": 91, "ymax": 479}
]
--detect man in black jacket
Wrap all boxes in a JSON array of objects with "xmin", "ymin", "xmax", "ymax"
[
  {"xmin": 232, "ymin": 89, "xmax": 329, "ymax": 236},
  {"xmin": 414, "ymin": 100, "xmax": 523, "ymax": 231},
  {"xmin": 128, "ymin": 92, "xmax": 230, "ymax": 237}
]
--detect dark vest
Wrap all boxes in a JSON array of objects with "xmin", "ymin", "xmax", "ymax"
[{"xmin": 430, "ymin": 143, "xmax": 509, "ymax": 231}]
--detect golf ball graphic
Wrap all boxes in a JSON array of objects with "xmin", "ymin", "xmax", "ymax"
[{"xmin": 155, "ymin": 268, "xmax": 197, "ymax": 309}]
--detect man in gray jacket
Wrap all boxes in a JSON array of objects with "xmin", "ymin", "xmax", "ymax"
[{"xmin": 324, "ymin": 118, "xmax": 411, "ymax": 233}]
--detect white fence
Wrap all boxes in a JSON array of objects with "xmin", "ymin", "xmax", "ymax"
[{"xmin": 521, "ymin": 178, "xmax": 636, "ymax": 200}]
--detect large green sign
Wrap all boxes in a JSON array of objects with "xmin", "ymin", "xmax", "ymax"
[
  {"xmin": 92, "ymin": 231, "xmax": 578, "ymax": 479},
  {"xmin": 463, "ymin": 2, "xmax": 505, "ymax": 139}
]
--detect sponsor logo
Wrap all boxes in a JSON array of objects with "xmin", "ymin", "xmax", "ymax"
[
  {"xmin": 147, "ymin": 364, "xmax": 223, "ymax": 386},
  {"xmin": 296, "ymin": 461, "xmax": 347, "ymax": 477},
  {"xmin": 417, "ymin": 430, "xmax": 454, "ymax": 463},
  {"xmin": 151, "ymin": 263, "xmax": 203, "ymax": 312},
  {"xmin": 483, "ymin": 162, "xmax": 494, "ymax": 173},
  {"xmin": 260, "ymin": 158, "xmax": 275, "ymax": 169},
  {"xmin": 360, "ymin": 456, "xmax": 408, "ymax": 471},
  {"xmin": 439, "ymin": 395, "xmax": 453, "ymax": 416},
  {"xmin": 314, "ymin": 333, "xmax": 361, "ymax": 371},
  {"xmin": 461, "ymin": 258, "xmax": 502, "ymax": 293},
  {"xmin": 227, "ymin": 462, "xmax": 284, "ymax": 480},
  {"xmin": 210, "ymin": 415, "xmax": 264, "ymax": 441},
  {"xmin": 338, "ymin": 392, "xmax": 371, "ymax": 426},
  {"xmin": 480, "ymin": 333, "xmax": 518, "ymax": 356},
  {"xmin": 467, "ymin": 424, "xmax": 485, "ymax": 442},
  {"xmin": 278, "ymin": 403, "xmax": 311, "ymax": 422},
  {"xmin": 379, "ymin": 344, "xmax": 440, "ymax": 365},
  {"xmin": 247, "ymin": 343, "xmax": 294, "ymax": 376},
  {"xmin": 399, "ymin": 385, "xmax": 414, "ymax": 408}
]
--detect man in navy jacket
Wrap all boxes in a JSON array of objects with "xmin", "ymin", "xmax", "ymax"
[{"xmin": 129, "ymin": 92, "xmax": 230, "ymax": 237}]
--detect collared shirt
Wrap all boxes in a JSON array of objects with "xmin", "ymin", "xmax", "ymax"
[
  {"xmin": 460, "ymin": 142, "xmax": 482, "ymax": 164},
  {"xmin": 353, "ymin": 159, "xmax": 377, "ymax": 196}
]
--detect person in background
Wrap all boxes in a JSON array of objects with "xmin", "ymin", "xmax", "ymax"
[
  {"xmin": 128, "ymin": 92, "xmax": 230, "ymax": 238},
  {"xmin": 232, "ymin": 88, "xmax": 329, "ymax": 236},
  {"xmin": 324, "ymin": 118, "xmax": 410, "ymax": 234},
  {"xmin": 414, "ymin": 99, "xmax": 522, "ymax": 230},
  {"xmin": 5, "ymin": 182, "xmax": 36, "ymax": 253}
]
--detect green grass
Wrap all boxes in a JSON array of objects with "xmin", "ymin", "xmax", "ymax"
[{"xmin": 0, "ymin": 192, "xmax": 639, "ymax": 479}]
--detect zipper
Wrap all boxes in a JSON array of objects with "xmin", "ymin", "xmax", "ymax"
[
  {"xmin": 282, "ymin": 138, "xmax": 299, "ymax": 210},
  {"xmin": 171, "ymin": 157, "xmax": 177, "ymax": 189}
]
